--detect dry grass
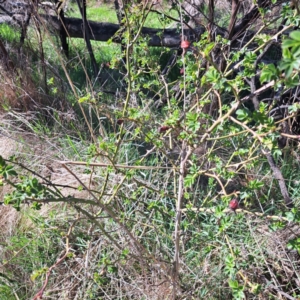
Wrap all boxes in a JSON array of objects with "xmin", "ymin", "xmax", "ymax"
[{"xmin": 0, "ymin": 64, "xmax": 42, "ymax": 112}]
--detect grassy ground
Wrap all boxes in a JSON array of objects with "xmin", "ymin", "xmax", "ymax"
[{"xmin": 67, "ymin": 0, "xmax": 179, "ymax": 27}]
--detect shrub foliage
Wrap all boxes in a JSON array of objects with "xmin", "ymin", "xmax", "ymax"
[{"xmin": 1, "ymin": 0, "xmax": 300, "ymax": 299}]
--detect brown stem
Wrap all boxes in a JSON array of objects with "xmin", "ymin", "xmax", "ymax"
[
  {"xmin": 173, "ymin": 143, "xmax": 191, "ymax": 295},
  {"xmin": 263, "ymin": 150, "xmax": 293, "ymax": 208},
  {"xmin": 228, "ymin": 0, "xmax": 241, "ymax": 40},
  {"xmin": 32, "ymin": 219, "xmax": 77, "ymax": 299},
  {"xmin": 55, "ymin": 0, "xmax": 69, "ymax": 57},
  {"xmin": 208, "ymin": 0, "xmax": 215, "ymax": 41}
]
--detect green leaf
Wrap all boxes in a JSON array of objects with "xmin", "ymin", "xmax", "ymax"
[
  {"xmin": 282, "ymin": 39, "xmax": 298, "ymax": 49},
  {"xmin": 32, "ymin": 202, "xmax": 42, "ymax": 210},
  {"xmin": 78, "ymin": 93, "xmax": 91, "ymax": 103},
  {"xmin": 203, "ymin": 42, "xmax": 215, "ymax": 57},
  {"xmin": 287, "ymin": 237, "xmax": 300, "ymax": 251},
  {"xmin": 248, "ymin": 179, "xmax": 264, "ymax": 190},
  {"xmin": 184, "ymin": 174, "xmax": 196, "ymax": 188},
  {"xmin": 229, "ymin": 280, "xmax": 239, "ymax": 289},
  {"xmin": 269, "ymin": 221, "xmax": 285, "ymax": 231},
  {"xmin": 0, "ymin": 156, "xmax": 6, "ymax": 167},
  {"xmin": 47, "ymin": 77, "xmax": 54, "ymax": 85},
  {"xmin": 236, "ymin": 108, "xmax": 250, "ymax": 121},
  {"xmin": 290, "ymin": 30, "xmax": 300, "ymax": 42},
  {"xmin": 260, "ymin": 64, "xmax": 278, "ymax": 83},
  {"xmin": 1, "ymin": 165, "xmax": 17, "ymax": 179}
]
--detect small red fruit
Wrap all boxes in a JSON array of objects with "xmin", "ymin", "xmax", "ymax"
[
  {"xmin": 181, "ymin": 40, "xmax": 190, "ymax": 49},
  {"xmin": 117, "ymin": 119, "xmax": 124, "ymax": 125},
  {"xmin": 229, "ymin": 198, "xmax": 239, "ymax": 213},
  {"xmin": 159, "ymin": 126, "xmax": 171, "ymax": 133}
]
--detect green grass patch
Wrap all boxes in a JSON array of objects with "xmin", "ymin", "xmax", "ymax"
[
  {"xmin": 67, "ymin": 1, "xmax": 179, "ymax": 28},
  {"xmin": 0, "ymin": 24, "xmax": 20, "ymax": 43},
  {"xmin": 86, "ymin": 5, "xmax": 118, "ymax": 23},
  {"xmin": 67, "ymin": 2, "xmax": 118, "ymax": 23},
  {"xmin": 144, "ymin": 10, "xmax": 179, "ymax": 28}
]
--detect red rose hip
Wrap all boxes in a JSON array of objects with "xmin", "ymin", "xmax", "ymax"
[
  {"xmin": 159, "ymin": 126, "xmax": 171, "ymax": 133},
  {"xmin": 117, "ymin": 119, "xmax": 124, "ymax": 125},
  {"xmin": 229, "ymin": 198, "xmax": 239, "ymax": 213}
]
